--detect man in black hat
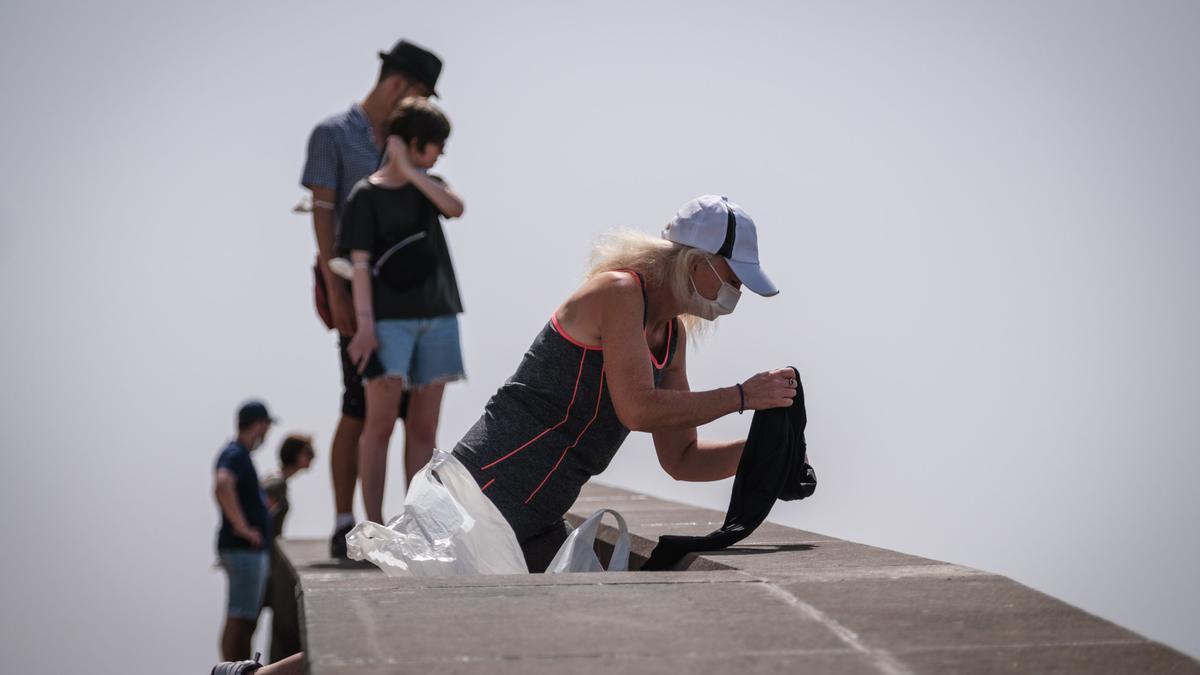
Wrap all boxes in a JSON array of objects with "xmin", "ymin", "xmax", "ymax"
[
  {"xmin": 299, "ymin": 39, "xmax": 443, "ymax": 559},
  {"xmin": 213, "ymin": 400, "xmax": 276, "ymax": 662}
]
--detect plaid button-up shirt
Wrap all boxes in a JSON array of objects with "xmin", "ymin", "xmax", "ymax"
[{"xmin": 300, "ymin": 104, "xmax": 383, "ymax": 226}]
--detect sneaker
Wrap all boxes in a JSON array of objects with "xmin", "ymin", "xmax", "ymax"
[
  {"xmin": 211, "ymin": 651, "xmax": 262, "ymax": 675},
  {"xmin": 330, "ymin": 522, "xmax": 354, "ymax": 559}
]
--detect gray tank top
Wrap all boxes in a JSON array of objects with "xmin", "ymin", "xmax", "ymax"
[{"xmin": 453, "ymin": 271, "xmax": 678, "ymax": 533}]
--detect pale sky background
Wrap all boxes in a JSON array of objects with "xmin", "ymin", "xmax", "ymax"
[{"xmin": 1, "ymin": 1, "xmax": 1198, "ymax": 671}]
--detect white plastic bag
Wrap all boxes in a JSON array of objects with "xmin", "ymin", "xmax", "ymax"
[
  {"xmin": 346, "ymin": 449, "xmax": 528, "ymax": 577},
  {"xmin": 546, "ymin": 508, "xmax": 631, "ymax": 573}
]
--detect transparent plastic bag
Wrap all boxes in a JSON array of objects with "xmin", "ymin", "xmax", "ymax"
[
  {"xmin": 546, "ymin": 508, "xmax": 631, "ymax": 573},
  {"xmin": 346, "ymin": 449, "xmax": 528, "ymax": 577}
]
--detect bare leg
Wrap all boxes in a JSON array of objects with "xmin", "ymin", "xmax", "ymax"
[
  {"xmin": 330, "ymin": 415, "xmax": 363, "ymax": 516},
  {"xmin": 359, "ymin": 377, "xmax": 405, "ymax": 524},
  {"xmin": 220, "ymin": 616, "xmax": 256, "ymax": 661},
  {"xmin": 403, "ymin": 383, "xmax": 445, "ymax": 486},
  {"xmin": 258, "ymin": 653, "xmax": 304, "ymax": 675}
]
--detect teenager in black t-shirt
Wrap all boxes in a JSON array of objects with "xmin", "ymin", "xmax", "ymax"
[{"xmin": 338, "ymin": 98, "xmax": 466, "ymax": 525}]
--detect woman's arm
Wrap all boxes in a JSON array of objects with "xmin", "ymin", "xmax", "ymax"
[
  {"xmin": 650, "ymin": 325, "xmax": 746, "ymax": 481},
  {"xmin": 345, "ymin": 249, "xmax": 378, "ymax": 373},
  {"xmin": 600, "ymin": 275, "xmax": 796, "ymax": 433}
]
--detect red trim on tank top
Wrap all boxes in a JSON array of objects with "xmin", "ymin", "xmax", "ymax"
[
  {"xmin": 481, "ymin": 349, "xmax": 590, "ymax": 471},
  {"xmin": 552, "ymin": 270, "xmax": 673, "ymax": 368},
  {"xmin": 650, "ymin": 318, "xmax": 672, "ymax": 370},
  {"xmin": 550, "ymin": 313, "xmax": 602, "ymax": 350},
  {"xmin": 617, "ymin": 268, "xmax": 645, "ymax": 289},
  {"xmin": 525, "ymin": 369, "xmax": 607, "ymax": 504},
  {"xmin": 619, "ymin": 269, "xmax": 672, "ymax": 369}
]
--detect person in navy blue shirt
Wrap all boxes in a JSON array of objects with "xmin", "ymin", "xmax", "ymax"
[{"xmin": 213, "ymin": 400, "xmax": 276, "ymax": 662}]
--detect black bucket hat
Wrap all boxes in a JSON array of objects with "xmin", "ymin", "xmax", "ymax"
[{"xmin": 378, "ymin": 39, "xmax": 443, "ymax": 97}]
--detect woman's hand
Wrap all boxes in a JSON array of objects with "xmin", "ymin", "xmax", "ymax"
[
  {"xmin": 741, "ymin": 368, "xmax": 798, "ymax": 410},
  {"xmin": 347, "ymin": 321, "xmax": 379, "ymax": 374}
]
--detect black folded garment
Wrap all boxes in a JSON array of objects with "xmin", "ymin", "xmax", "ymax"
[{"xmin": 641, "ymin": 367, "xmax": 817, "ymax": 571}]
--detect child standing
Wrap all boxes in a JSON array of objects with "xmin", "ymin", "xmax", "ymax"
[{"xmin": 339, "ymin": 97, "xmax": 466, "ymax": 525}]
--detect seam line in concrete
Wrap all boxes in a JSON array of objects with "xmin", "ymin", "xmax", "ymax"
[
  {"xmin": 313, "ymin": 646, "xmax": 863, "ymax": 666},
  {"xmin": 303, "ymin": 577, "xmax": 762, "ymax": 593},
  {"xmin": 304, "ymin": 571, "xmax": 758, "ymax": 588},
  {"xmin": 758, "ymin": 580, "xmax": 915, "ymax": 675},
  {"xmin": 348, "ymin": 592, "xmax": 387, "ymax": 662},
  {"xmin": 897, "ymin": 638, "xmax": 1150, "ymax": 653}
]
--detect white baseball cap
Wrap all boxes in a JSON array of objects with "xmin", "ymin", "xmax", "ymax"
[{"xmin": 662, "ymin": 195, "xmax": 779, "ymax": 297}]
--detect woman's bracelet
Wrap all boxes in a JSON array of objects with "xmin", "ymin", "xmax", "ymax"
[{"xmin": 736, "ymin": 383, "xmax": 745, "ymax": 414}]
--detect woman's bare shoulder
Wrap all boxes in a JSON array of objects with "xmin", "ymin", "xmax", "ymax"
[
  {"xmin": 556, "ymin": 271, "xmax": 643, "ymax": 344},
  {"xmin": 570, "ymin": 270, "xmax": 642, "ymax": 305}
]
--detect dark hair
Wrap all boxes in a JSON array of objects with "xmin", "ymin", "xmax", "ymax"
[
  {"xmin": 386, "ymin": 97, "xmax": 451, "ymax": 152},
  {"xmin": 279, "ymin": 434, "xmax": 314, "ymax": 467}
]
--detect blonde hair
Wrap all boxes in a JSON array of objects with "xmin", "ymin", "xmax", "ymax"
[{"xmin": 586, "ymin": 228, "xmax": 710, "ymax": 337}]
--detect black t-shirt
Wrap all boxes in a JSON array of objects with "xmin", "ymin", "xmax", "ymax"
[
  {"xmin": 337, "ymin": 177, "xmax": 464, "ymax": 320},
  {"xmin": 214, "ymin": 440, "xmax": 272, "ymax": 550}
]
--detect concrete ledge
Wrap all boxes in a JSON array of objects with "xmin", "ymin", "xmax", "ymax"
[{"xmin": 279, "ymin": 483, "xmax": 1199, "ymax": 674}]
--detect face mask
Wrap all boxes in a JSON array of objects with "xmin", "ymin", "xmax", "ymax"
[{"xmin": 688, "ymin": 257, "xmax": 741, "ymax": 320}]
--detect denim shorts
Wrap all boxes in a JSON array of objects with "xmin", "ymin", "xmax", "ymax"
[
  {"xmin": 219, "ymin": 548, "xmax": 270, "ymax": 620},
  {"xmin": 373, "ymin": 315, "xmax": 465, "ymax": 387}
]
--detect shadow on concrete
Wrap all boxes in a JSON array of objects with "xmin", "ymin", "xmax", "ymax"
[{"xmin": 715, "ymin": 543, "xmax": 818, "ymax": 556}]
